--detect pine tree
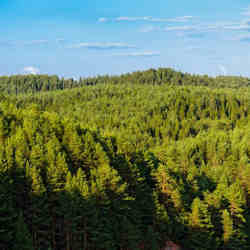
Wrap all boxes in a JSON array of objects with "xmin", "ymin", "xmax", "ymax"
[{"xmin": 222, "ymin": 209, "xmax": 233, "ymax": 245}]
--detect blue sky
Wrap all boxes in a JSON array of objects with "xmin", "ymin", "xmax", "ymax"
[{"xmin": 1, "ymin": 0, "xmax": 250, "ymax": 78}]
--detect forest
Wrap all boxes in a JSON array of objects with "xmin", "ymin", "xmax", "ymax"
[{"xmin": 0, "ymin": 68, "xmax": 250, "ymax": 249}]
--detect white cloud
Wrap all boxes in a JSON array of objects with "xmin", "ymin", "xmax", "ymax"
[
  {"xmin": 116, "ymin": 16, "xmax": 152, "ymax": 21},
  {"xmin": 68, "ymin": 42, "xmax": 136, "ymax": 49},
  {"xmin": 166, "ymin": 22, "xmax": 248, "ymax": 32},
  {"xmin": 168, "ymin": 16, "xmax": 194, "ymax": 22},
  {"xmin": 96, "ymin": 16, "xmax": 194, "ymax": 23},
  {"xmin": 141, "ymin": 19, "xmax": 250, "ymax": 34},
  {"xmin": 115, "ymin": 16, "xmax": 193, "ymax": 23},
  {"xmin": 97, "ymin": 14, "xmax": 249, "ymax": 34},
  {"xmin": 164, "ymin": 25, "xmax": 195, "ymax": 31},
  {"xmin": 140, "ymin": 25, "xmax": 160, "ymax": 33},
  {"xmin": 23, "ymin": 66, "xmax": 40, "ymax": 75},
  {"xmin": 114, "ymin": 51, "xmax": 160, "ymax": 57},
  {"xmin": 141, "ymin": 24, "xmax": 199, "ymax": 33},
  {"xmin": 221, "ymin": 23, "xmax": 250, "ymax": 31}
]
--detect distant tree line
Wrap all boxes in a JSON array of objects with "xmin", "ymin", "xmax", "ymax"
[{"xmin": 1, "ymin": 68, "xmax": 250, "ymax": 95}]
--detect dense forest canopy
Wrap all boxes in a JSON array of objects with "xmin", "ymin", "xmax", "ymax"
[{"xmin": 0, "ymin": 68, "xmax": 250, "ymax": 249}]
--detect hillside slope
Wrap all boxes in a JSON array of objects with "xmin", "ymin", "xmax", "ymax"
[{"xmin": 0, "ymin": 69, "xmax": 250, "ymax": 249}]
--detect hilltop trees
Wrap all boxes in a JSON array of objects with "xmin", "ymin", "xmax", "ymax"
[{"xmin": 1, "ymin": 67, "xmax": 250, "ymax": 96}]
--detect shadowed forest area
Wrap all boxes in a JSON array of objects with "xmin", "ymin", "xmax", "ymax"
[{"xmin": 0, "ymin": 68, "xmax": 250, "ymax": 249}]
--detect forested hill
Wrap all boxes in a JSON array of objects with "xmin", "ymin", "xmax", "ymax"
[
  {"xmin": 1, "ymin": 69, "xmax": 250, "ymax": 249},
  {"xmin": 1, "ymin": 68, "xmax": 250, "ymax": 95}
]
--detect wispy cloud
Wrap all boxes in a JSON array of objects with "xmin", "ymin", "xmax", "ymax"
[
  {"xmin": 117, "ymin": 16, "xmax": 194, "ymax": 23},
  {"xmin": 104, "ymin": 14, "xmax": 250, "ymax": 34},
  {"xmin": 164, "ymin": 25, "xmax": 195, "ymax": 31},
  {"xmin": 168, "ymin": 16, "xmax": 193, "ymax": 22},
  {"xmin": 221, "ymin": 22, "xmax": 250, "ymax": 31},
  {"xmin": 68, "ymin": 42, "xmax": 136, "ymax": 49},
  {"xmin": 141, "ymin": 19, "xmax": 250, "ymax": 34},
  {"xmin": 140, "ymin": 24, "xmax": 198, "ymax": 33},
  {"xmin": 140, "ymin": 25, "xmax": 160, "ymax": 32},
  {"xmin": 175, "ymin": 31, "xmax": 206, "ymax": 39},
  {"xmin": 99, "ymin": 16, "xmax": 194, "ymax": 23},
  {"xmin": 114, "ymin": 51, "xmax": 160, "ymax": 57},
  {"xmin": 200, "ymin": 20, "xmax": 250, "ymax": 32},
  {"xmin": 116, "ymin": 16, "xmax": 152, "ymax": 21},
  {"xmin": 23, "ymin": 66, "xmax": 40, "ymax": 75}
]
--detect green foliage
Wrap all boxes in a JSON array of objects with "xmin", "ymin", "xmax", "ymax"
[{"xmin": 0, "ymin": 68, "xmax": 250, "ymax": 249}]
